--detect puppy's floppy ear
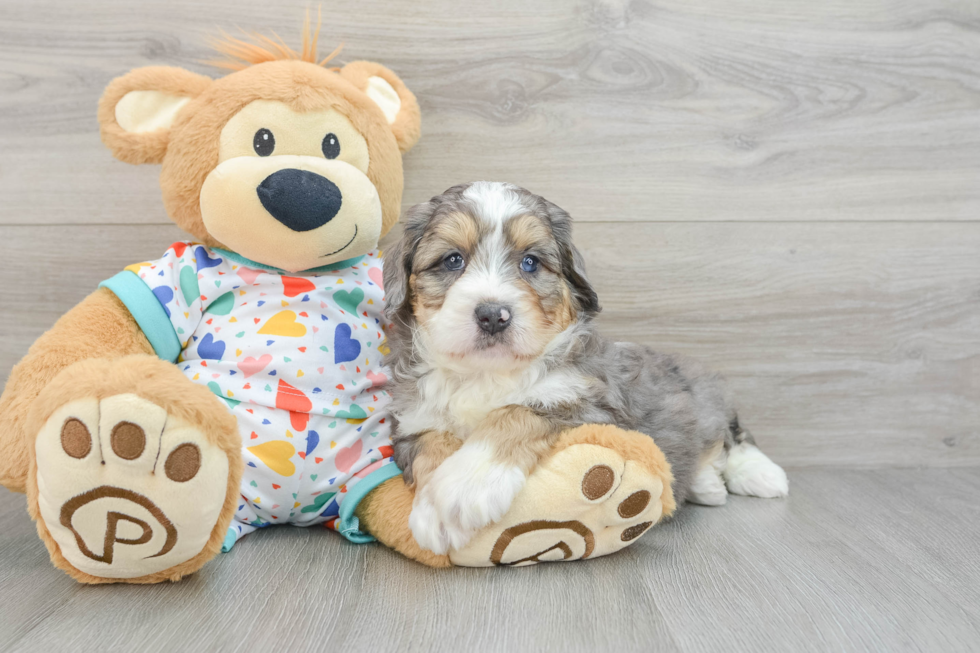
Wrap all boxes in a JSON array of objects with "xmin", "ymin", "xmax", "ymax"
[
  {"xmin": 99, "ymin": 66, "xmax": 212, "ymax": 165},
  {"xmin": 543, "ymin": 200, "xmax": 601, "ymax": 316},
  {"xmin": 381, "ymin": 231, "xmax": 413, "ymax": 322},
  {"xmin": 382, "ymin": 200, "xmax": 434, "ymax": 322},
  {"xmin": 340, "ymin": 61, "xmax": 421, "ymax": 154}
]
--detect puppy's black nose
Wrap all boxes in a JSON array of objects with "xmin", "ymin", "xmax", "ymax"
[
  {"xmin": 256, "ymin": 169, "xmax": 343, "ymax": 232},
  {"xmin": 475, "ymin": 303, "xmax": 512, "ymax": 335}
]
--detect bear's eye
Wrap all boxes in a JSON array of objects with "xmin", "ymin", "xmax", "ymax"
[
  {"xmin": 253, "ymin": 129, "xmax": 275, "ymax": 156},
  {"xmin": 322, "ymin": 133, "xmax": 340, "ymax": 159}
]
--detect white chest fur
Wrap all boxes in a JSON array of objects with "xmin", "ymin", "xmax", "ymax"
[{"xmin": 397, "ymin": 362, "xmax": 593, "ymax": 437}]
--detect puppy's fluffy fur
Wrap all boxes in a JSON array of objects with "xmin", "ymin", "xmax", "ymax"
[{"xmin": 383, "ymin": 182, "xmax": 788, "ymax": 553}]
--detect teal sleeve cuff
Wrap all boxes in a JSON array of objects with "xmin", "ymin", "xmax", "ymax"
[
  {"xmin": 100, "ymin": 271, "xmax": 182, "ymax": 363},
  {"xmin": 336, "ymin": 463, "xmax": 403, "ymax": 544}
]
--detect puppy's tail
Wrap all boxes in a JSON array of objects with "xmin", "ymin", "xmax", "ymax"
[
  {"xmin": 722, "ymin": 414, "xmax": 789, "ymax": 499},
  {"xmin": 726, "ymin": 415, "xmax": 755, "ymax": 448}
]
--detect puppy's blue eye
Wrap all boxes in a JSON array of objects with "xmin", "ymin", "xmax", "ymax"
[
  {"xmin": 521, "ymin": 255, "xmax": 539, "ymax": 273},
  {"xmin": 444, "ymin": 253, "xmax": 465, "ymax": 271}
]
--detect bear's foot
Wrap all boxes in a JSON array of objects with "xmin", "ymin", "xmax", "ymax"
[
  {"xmin": 448, "ymin": 424, "xmax": 676, "ymax": 567},
  {"xmin": 27, "ymin": 357, "xmax": 242, "ymax": 583}
]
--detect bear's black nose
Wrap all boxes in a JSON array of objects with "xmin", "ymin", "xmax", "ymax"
[{"xmin": 256, "ymin": 169, "xmax": 343, "ymax": 232}]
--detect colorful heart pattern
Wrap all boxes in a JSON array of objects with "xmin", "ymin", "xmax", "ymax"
[
  {"xmin": 179, "ymin": 265, "xmax": 199, "ymax": 306},
  {"xmin": 336, "ymin": 403, "xmax": 368, "ymax": 423},
  {"xmin": 367, "ymin": 266, "xmax": 384, "ymax": 290},
  {"xmin": 195, "ymin": 246, "xmax": 223, "ymax": 271},
  {"xmin": 206, "ymin": 292, "xmax": 235, "ymax": 316},
  {"xmin": 333, "ymin": 323, "xmax": 361, "ymax": 363},
  {"xmin": 258, "ymin": 310, "xmax": 307, "ymax": 337},
  {"xmin": 282, "ymin": 275, "xmax": 316, "ymax": 298},
  {"xmin": 238, "ymin": 354, "xmax": 272, "ymax": 378},
  {"xmin": 333, "ymin": 288, "xmax": 364, "ymax": 315},
  {"xmin": 247, "ymin": 440, "xmax": 296, "ymax": 477},
  {"xmin": 197, "ymin": 333, "xmax": 225, "ymax": 360},
  {"xmin": 334, "ymin": 440, "xmax": 362, "ymax": 474},
  {"xmin": 152, "ymin": 286, "xmax": 174, "ymax": 318},
  {"xmin": 237, "ymin": 266, "xmax": 263, "ymax": 285},
  {"xmin": 123, "ymin": 242, "xmax": 397, "ymax": 542}
]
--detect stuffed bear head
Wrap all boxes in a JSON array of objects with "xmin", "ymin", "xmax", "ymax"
[{"xmin": 98, "ymin": 28, "xmax": 420, "ymax": 273}]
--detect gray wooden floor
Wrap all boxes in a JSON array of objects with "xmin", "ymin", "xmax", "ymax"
[
  {"xmin": 2, "ymin": 468, "xmax": 979, "ymax": 652},
  {"xmin": 1, "ymin": 0, "xmax": 979, "ymax": 651}
]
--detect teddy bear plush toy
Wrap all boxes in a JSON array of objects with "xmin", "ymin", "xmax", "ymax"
[{"xmin": 0, "ymin": 23, "xmax": 675, "ymax": 583}]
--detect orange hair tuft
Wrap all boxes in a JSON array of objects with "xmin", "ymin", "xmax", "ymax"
[{"xmin": 208, "ymin": 7, "xmax": 343, "ymax": 71}]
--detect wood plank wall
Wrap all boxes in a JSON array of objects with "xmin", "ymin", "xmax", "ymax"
[{"xmin": 1, "ymin": 0, "xmax": 977, "ymax": 466}]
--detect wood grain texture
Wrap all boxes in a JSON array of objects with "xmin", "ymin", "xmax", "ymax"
[
  {"xmin": 1, "ymin": 0, "xmax": 978, "ymax": 467},
  {"xmin": 2, "ymin": 222, "xmax": 976, "ymax": 467},
  {"xmin": 2, "ymin": 469, "xmax": 978, "ymax": 652},
  {"xmin": 1, "ymin": 0, "xmax": 979, "ymax": 225}
]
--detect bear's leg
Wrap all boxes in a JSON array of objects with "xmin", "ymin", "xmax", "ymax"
[
  {"xmin": 441, "ymin": 424, "xmax": 675, "ymax": 567},
  {"xmin": 356, "ymin": 476, "xmax": 452, "ymax": 568},
  {"xmin": 27, "ymin": 355, "xmax": 243, "ymax": 584},
  {"xmin": 359, "ymin": 424, "xmax": 676, "ymax": 567},
  {"xmin": 0, "ymin": 288, "xmax": 156, "ymax": 493}
]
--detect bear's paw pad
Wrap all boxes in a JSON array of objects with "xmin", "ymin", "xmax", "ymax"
[
  {"xmin": 449, "ymin": 443, "xmax": 668, "ymax": 567},
  {"xmin": 35, "ymin": 394, "xmax": 229, "ymax": 579}
]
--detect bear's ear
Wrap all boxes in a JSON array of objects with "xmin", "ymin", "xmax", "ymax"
[
  {"xmin": 340, "ymin": 61, "xmax": 421, "ymax": 154},
  {"xmin": 98, "ymin": 66, "xmax": 212, "ymax": 165}
]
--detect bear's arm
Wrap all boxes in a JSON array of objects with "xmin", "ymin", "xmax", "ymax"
[{"xmin": 0, "ymin": 288, "xmax": 153, "ymax": 492}]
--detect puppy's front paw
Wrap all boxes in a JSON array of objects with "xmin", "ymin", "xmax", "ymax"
[
  {"xmin": 429, "ymin": 442, "xmax": 526, "ymax": 551},
  {"xmin": 409, "ymin": 489, "xmax": 450, "ymax": 555}
]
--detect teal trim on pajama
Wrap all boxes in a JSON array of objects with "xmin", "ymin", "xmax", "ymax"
[
  {"xmin": 336, "ymin": 463, "xmax": 404, "ymax": 544},
  {"xmin": 100, "ymin": 271, "xmax": 182, "ymax": 363},
  {"xmin": 211, "ymin": 248, "xmax": 366, "ymax": 274}
]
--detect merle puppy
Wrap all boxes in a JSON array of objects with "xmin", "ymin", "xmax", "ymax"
[{"xmin": 382, "ymin": 182, "xmax": 788, "ymax": 554}]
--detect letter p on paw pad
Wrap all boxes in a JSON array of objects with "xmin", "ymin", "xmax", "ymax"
[{"xmin": 33, "ymin": 394, "xmax": 231, "ymax": 580}]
